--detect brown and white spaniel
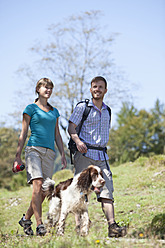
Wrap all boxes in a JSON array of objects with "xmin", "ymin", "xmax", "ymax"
[{"xmin": 42, "ymin": 165, "xmax": 105, "ymax": 236}]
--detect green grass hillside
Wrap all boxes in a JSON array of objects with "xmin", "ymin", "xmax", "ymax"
[{"xmin": 0, "ymin": 155, "xmax": 165, "ymax": 248}]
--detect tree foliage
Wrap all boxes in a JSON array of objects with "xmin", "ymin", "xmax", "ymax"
[
  {"xmin": 17, "ymin": 10, "xmax": 131, "ymax": 133},
  {"xmin": 0, "ymin": 127, "xmax": 22, "ymax": 189},
  {"xmin": 108, "ymin": 100, "xmax": 165, "ymax": 165}
]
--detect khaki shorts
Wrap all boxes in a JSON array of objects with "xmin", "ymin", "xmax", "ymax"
[
  {"xmin": 74, "ymin": 151, "xmax": 114, "ymax": 202},
  {"xmin": 25, "ymin": 146, "xmax": 56, "ymax": 184}
]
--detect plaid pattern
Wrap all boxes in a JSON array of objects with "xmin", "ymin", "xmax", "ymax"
[{"xmin": 69, "ymin": 99, "xmax": 111, "ymax": 160}]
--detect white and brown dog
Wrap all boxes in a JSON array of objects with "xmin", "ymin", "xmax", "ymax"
[{"xmin": 42, "ymin": 165, "xmax": 105, "ymax": 236}]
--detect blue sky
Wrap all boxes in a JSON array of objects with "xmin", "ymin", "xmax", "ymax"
[{"xmin": 0, "ymin": 0, "xmax": 165, "ymax": 125}]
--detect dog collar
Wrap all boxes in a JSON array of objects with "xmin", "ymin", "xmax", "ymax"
[{"xmin": 80, "ymin": 192, "xmax": 88, "ymax": 202}]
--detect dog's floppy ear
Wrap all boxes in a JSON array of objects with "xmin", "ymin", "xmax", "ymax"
[{"xmin": 77, "ymin": 166, "xmax": 93, "ymax": 191}]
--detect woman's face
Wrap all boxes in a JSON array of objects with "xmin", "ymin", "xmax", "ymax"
[{"xmin": 37, "ymin": 84, "xmax": 53, "ymax": 99}]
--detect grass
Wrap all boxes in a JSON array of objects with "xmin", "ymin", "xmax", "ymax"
[{"xmin": 0, "ymin": 155, "xmax": 165, "ymax": 247}]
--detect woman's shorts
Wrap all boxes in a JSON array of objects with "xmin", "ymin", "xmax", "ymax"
[
  {"xmin": 25, "ymin": 146, "xmax": 56, "ymax": 184},
  {"xmin": 74, "ymin": 151, "xmax": 114, "ymax": 202}
]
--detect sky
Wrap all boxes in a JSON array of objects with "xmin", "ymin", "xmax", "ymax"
[{"xmin": 0, "ymin": 0, "xmax": 165, "ymax": 126}]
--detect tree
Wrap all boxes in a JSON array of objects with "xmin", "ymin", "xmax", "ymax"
[
  {"xmin": 150, "ymin": 99, "xmax": 165, "ymax": 154},
  {"xmin": 0, "ymin": 127, "xmax": 32, "ymax": 189},
  {"xmin": 108, "ymin": 102, "xmax": 139, "ymax": 164},
  {"xmin": 17, "ymin": 11, "xmax": 131, "ymax": 135},
  {"xmin": 0, "ymin": 127, "xmax": 21, "ymax": 188},
  {"xmin": 108, "ymin": 100, "xmax": 165, "ymax": 165}
]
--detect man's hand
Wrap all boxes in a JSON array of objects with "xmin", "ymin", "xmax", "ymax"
[
  {"xmin": 68, "ymin": 121, "xmax": 87, "ymax": 154},
  {"xmin": 76, "ymin": 140, "xmax": 87, "ymax": 154}
]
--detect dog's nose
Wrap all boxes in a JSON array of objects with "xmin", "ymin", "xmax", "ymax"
[{"xmin": 100, "ymin": 178, "xmax": 105, "ymax": 184}]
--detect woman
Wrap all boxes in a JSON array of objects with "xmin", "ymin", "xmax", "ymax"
[{"xmin": 13, "ymin": 78, "xmax": 67, "ymax": 236}]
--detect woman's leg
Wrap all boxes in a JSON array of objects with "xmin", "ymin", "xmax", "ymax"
[{"xmin": 25, "ymin": 178, "xmax": 45, "ymax": 226}]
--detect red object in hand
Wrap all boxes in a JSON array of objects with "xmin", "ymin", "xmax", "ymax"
[{"xmin": 13, "ymin": 164, "xmax": 25, "ymax": 173}]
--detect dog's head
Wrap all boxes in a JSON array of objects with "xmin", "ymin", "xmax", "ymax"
[{"xmin": 77, "ymin": 165, "xmax": 105, "ymax": 193}]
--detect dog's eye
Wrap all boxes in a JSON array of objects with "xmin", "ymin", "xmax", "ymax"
[{"xmin": 92, "ymin": 172, "xmax": 98, "ymax": 180}]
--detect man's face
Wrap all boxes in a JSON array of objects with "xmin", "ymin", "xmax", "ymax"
[{"xmin": 90, "ymin": 81, "xmax": 107, "ymax": 100}]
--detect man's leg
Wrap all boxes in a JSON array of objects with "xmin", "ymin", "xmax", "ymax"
[
  {"xmin": 101, "ymin": 198, "xmax": 115, "ymax": 225},
  {"xmin": 101, "ymin": 197, "xmax": 127, "ymax": 237}
]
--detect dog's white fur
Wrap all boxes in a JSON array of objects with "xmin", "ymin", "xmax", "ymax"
[{"xmin": 42, "ymin": 165, "xmax": 105, "ymax": 236}]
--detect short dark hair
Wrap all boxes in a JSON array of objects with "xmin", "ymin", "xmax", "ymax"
[{"xmin": 91, "ymin": 76, "xmax": 107, "ymax": 89}]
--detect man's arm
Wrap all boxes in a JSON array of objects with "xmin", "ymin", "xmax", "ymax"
[{"xmin": 68, "ymin": 121, "xmax": 87, "ymax": 154}]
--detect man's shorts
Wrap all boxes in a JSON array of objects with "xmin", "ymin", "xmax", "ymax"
[
  {"xmin": 74, "ymin": 151, "xmax": 114, "ymax": 202},
  {"xmin": 25, "ymin": 146, "xmax": 56, "ymax": 184}
]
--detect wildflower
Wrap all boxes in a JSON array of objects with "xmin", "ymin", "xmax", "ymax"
[
  {"xmin": 95, "ymin": 239, "xmax": 100, "ymax": 244},
  {"xmin": 139, "ymin": 232, "xmax": 144, "ymax": 238}
]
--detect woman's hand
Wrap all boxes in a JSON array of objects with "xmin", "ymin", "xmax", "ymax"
[
  {"xmin": 12, "ymin": 158, "xmax": 23, "ymax": 173},
  {"xmin": 61, "ymin": 155, "xmax": 67, "ymax": 170},
  {"xmin": 12, "ymin": 113, "xmax": 30, "ymax": 173}
]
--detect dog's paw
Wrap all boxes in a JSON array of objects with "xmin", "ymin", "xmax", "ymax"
[
  {"xmin": 75, "ymin": 224, "xmax": 81, "ymax": 234},
  {"xmin": 80, "ymin": 227, "xmax": 89, "ymax": 237},
  {"xmin": 56, "ymin": 228, "xmax": 64, "ymax": 236},
  {"xmin": 80, "ymin": 230, "xmax": 88, "ymax": 237}
]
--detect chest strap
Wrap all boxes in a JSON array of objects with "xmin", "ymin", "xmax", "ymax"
[{"xmin": 85, "ymin": 145, "xmax": 110, "ymax": 172}]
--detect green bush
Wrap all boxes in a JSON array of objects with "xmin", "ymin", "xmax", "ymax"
[
  {"xmin": 149, "ymin": 213, "xmax": 165, "ymax": 239},
  {"xmin": 9, "ymin": 170, "xmax": 29, "ymax": 191}
]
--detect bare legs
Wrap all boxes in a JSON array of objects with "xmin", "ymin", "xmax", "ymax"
[{"xmin": 25, "ymin": 178, "xmax": 45, "ymax": 226}]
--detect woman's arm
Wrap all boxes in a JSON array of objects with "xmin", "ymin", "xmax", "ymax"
[
  {"xmin": 13, "ymin": 114, "xmax": 31, "ymax": 172},
  {"xmin": 55, "ymin": 118, "xmax": 67, "ymax": 169}
]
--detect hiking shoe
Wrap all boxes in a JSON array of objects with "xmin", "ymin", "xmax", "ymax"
[
  {"xmin": 108, "ymin": 222, "xmax": 127, "ymax": 238},
  {"xmin": 36, "ymin": 224, "xmax": 47, "ymax": 236},
  {"xmin": 19, "ymin": 214, "xmax": 34, "ymax": 235}
]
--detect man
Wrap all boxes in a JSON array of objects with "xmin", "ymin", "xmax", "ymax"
[{"xmin": 68, "ymin": 76, "xmax": 126, "ymax": 237}]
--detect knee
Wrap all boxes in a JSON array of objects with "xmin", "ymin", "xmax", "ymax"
[{"xmin": 32, "ymin": 178, "xmax": 43, "ymax": 194}]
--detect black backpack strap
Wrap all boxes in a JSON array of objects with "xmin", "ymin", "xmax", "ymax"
[
  {"xmin": 76, "ymin": 98, "xmax": 90, "ymax": 106},
  {"xmin": 77, "ymin": 99, "xmax": 92, "ymax": 135},
  {"xmin": 77, "ymin": 100, "xmax": 111, "ymax": 129},
  {"xmin": 106, "ymin": 106, "xmax": 111, "ymax": 125},
  {"xmin": 68, "ymin": 99, "xmax": 92, "ymax": 164}
]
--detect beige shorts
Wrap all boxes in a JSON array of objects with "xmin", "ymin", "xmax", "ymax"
[
  {"xmin": 74, "ymin": 151, "xmax": 114, "ymax": 202},
  {"xmin": 25, "ymin": 146, "xmax": 56, "ymax": 184}
]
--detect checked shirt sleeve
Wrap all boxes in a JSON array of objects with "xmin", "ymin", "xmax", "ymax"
[{"xmin": 69, "ymin": 103, "xmax": 85, "ymax": 126}]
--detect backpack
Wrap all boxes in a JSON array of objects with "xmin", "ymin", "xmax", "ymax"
[{"xmin": 68, "ymin": 99, "xmax": 111, "ymax": 164}]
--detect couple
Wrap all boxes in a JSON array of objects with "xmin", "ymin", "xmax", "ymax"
[{"xmin": 13, "ymin": 76, "xmax": 126, "ymax": 237}]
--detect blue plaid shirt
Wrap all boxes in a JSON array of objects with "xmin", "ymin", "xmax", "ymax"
[{"xmin": 69, "ymin": 99, "xmax": 111, "ymax": 161}]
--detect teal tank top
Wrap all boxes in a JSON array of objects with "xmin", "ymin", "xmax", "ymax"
[{"xmin": 23, "ymin": 104, "xmax": 60, "ymax": 151}]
